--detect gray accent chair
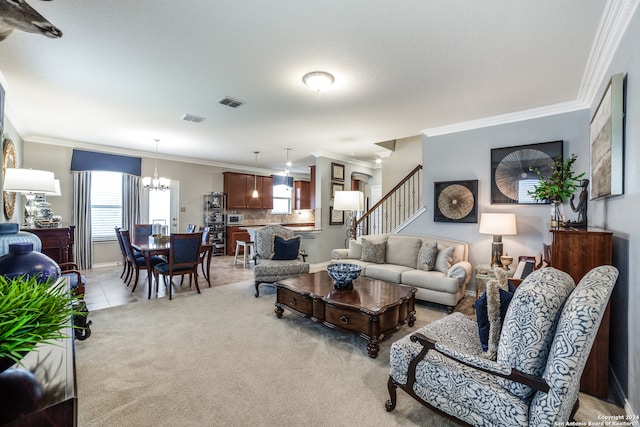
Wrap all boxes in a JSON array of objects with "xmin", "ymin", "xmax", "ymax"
[
  {"xmin": 386, "ymin": 266, "xmax": 618, "ymax": 426},
  {"xmin": 253, "ymin": 224, "xmax": 309, "ymax": 297}
]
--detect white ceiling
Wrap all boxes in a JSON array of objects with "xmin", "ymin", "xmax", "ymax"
[{"xmin": 0, "ymin": 1, "xmax": 617, "ymax": 174}]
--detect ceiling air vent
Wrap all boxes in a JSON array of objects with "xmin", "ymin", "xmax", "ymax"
[
  {"xmin": 218, "ymin": 96, "xmax": 245, "ymax": 108},
  {"xmin": 181, "ymin": 113, "xmax": 206, "ymax": 123}
]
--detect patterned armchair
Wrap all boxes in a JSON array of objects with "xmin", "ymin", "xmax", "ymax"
[
  {"xmin": 253, "ymin": 224, "xmax": 309, "ymax": 297},
  {"xmin": 386, "ymin": 266, "xmax": 618, "ymax": 427}
]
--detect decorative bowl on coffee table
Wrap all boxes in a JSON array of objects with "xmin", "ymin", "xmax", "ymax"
[{"xmin": 326, "ymin": 263, "xmax": 362, "ymax": 289}]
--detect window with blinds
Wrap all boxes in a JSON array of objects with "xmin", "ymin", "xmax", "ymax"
[{"xmin": 91, "ymin": 171, "xmax": 123, "ymax": 241}]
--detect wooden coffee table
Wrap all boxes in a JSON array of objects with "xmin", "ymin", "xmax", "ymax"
[{"xmin": 274, "ymin": 271, "xmax": 417, "ymax": 358}]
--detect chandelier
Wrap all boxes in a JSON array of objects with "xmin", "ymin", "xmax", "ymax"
[{"xmin": 142, "ymin": 139, "xmax": 170, "ymax": 191}]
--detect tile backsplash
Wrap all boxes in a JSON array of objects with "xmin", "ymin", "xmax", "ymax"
[{"xmin": 229, "ymin": 209, "xmax": 315, "ymax": 226}]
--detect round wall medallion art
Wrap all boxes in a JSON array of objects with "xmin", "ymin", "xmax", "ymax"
[
  {"xmin": 434, "ymin": 180, "xmax": 478, "ymax": 223},
  {"xmin": 3, "ymin": 138, "xmax": 16, "ymax": 219}
]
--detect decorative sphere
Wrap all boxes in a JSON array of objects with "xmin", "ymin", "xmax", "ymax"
[{"xmin": 327, "ymin": 263, "xmax": 362, "ymax": 289}]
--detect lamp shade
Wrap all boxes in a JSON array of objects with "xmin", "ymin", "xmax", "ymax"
[
  {"xmin": 334, "ymin": 191, "xmax": 364, "ymax": 211},
  {"xmin": 479, "ymin": 213, "xmax": 517, "ymax": 236},
  {"xmin": 3, "ymin": 169, "xmax": 56, "ymax": 194}
]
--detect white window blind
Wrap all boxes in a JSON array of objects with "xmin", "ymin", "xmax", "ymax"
[{"xmin": 91, "ymin": 171, "xmax": 123, "ymax": 241}]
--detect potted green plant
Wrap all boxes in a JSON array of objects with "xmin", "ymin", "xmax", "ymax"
[
  {"xmin": 0, "ymin": 275, "xmax": 81, "ymax": 371},
  {"xmin": 529, "ymin": 154, "xmax": 585, "ymax": 227}
]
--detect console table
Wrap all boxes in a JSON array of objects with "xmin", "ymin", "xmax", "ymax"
[
  {"xmin": 551, "ymin": 227, "xmax": 613, "ymax": 399},
  {"xmin": 21, "ymin": 226, "xmax": 75, "ymax": 264},
  {"xmin": 0, "ymin": 309, "xmax": 77, "ymax": 426}
]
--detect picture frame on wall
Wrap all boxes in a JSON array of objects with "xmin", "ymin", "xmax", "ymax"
[
  {"xmin": 329, "ymin": 207, "xmax": 344, "ymax": 225},
  {"xmin": 434, "ymin": 180, "xmax": 478, "ymax": 223},
  {"xmin": 590, "ymin": 73, "xmax": 625, "ymax": 200},
  {"xmin": 331, "ymin": 182, "xmax": 344, "ymax": 199},
  {"xmin": 331, "ymin": 162, "xmax": 345, "ymax": 182},
  {"xmin": 490, "ymin": 140, "xmax": 563, "ymax": 204},
  {"xmin": 0, "ymin": 82, "xmax": 5, "ymax": 135}
]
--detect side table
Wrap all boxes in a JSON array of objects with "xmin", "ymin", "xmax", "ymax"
[{"xmin": 474, "ymin": 264, "xmax": 513, "ymax": 299}]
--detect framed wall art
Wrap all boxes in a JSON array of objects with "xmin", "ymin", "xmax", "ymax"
[
  {"xmin": 331, "ymin": 182, "xmax": 344, "ymax": 199},
  {"xmin": 491, "ymin": 140, "xmax": 563, "ymax": 204},
  {"xmin": 0, "ymin": 82, "xmax": 4, "ymax": 134},
  {"xmin": 3, "ymin": 138, "xmax": 16, "ymax": 219},
  {"xmin": 331, "ymin": 162, "xmax": 345, "ymax": 181},
  {"xmin": 590, "ymin": 73, "xmax": 625, "ymax": 199},
  {"xmin": 434, "ymin": 180, "xmax": 478, "ymax": 223},
  {"xmin": 329, "ymin": 207, "xmax": 344, "ymax": 225}
]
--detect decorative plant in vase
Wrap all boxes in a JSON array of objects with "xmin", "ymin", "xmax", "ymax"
[
  {"xmin": 529, "ymin": 154, "xmax": 585, "ymax": 227},
  {"xmin": 0, "ymin": 275, "xmax": 81, "ymax": 372}
]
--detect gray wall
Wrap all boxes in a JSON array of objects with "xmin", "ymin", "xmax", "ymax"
[
  {"xmin": 401, "ymin": 6, "xmax": 640, "ymax": 411},
  {"xmin": 591, "ymin": 4, "xmax": 640, "ymax": 414}
]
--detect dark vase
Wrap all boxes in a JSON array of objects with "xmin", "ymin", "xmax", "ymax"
[
  {"xmin": 0, "ymin": 243, "xmax": 61, "ymax": 284},
  {"xmin": 0, "ymin": 368, "xmax": 44, "ymax": 424}
]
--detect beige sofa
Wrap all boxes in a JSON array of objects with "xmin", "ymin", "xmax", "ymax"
[{"xmin": 330, "ymin": 234, "xmax": 471, "ymax": 311}]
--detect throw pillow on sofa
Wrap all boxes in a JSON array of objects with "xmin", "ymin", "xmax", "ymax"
[
  {"xmin": 386, "ymin": 237, "xmax": 422, "ymax": 268},
  {"xmin": 360, "ymin": 238, "xmax": 386, "ymax": 263},
  {"xmin": 417, "ymin": 242, "xmax": 438, "ymax": 271},
  {"xmin": 434, "ymin": 245, "xmax": 455, "ymax": 273},
  {"xmin": 348, "ymin": 239, "xmax": 362, "ymax": 259},
  {"xmin": 270, "ymin": 235, "xmax": 301, "ymax": 260},
  {"xmin": 476, "ymin": 268, "xmax": 517, "ymax": 359}
]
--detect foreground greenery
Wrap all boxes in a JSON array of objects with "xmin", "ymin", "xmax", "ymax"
[{"xmin": 0, "ymin": 275, "xmax": 81, "ymax": 365}]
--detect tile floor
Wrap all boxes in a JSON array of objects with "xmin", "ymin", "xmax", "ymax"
[{"xmin": 83, "ymin": 255, "xmax": 256, "ymax": 311}]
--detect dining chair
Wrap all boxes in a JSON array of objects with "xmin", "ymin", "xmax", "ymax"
[
  {"xmin": 197, "ymin": 228, "xmax": 212, "ymax": 287},
  {"xmin": 153, "ymin": 232, "xmax": 203, "ymax": 300},
  {"xmin": 114, "ymin": 226, "xmax": 129, "ymax": 280},
  {"xmin": 133, "ymin": 223, "xmax": 153, "ymax": 241},
  {"xmin": 119, "ymin": 229, "xmax": 164, "ymax": 297}
]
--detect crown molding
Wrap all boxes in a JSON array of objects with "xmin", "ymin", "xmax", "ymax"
[
  {"xmin": 578, "ymin": 0, "xmax": 640, "ymax": 106},
  {"xmin": 421, "ymin": 101, "xmax": 587, "ymax": 137}
]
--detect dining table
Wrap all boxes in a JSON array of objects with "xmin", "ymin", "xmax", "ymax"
[{"xmin": 131, "ymin": 235, "xmax": 213, "ymax": 299}]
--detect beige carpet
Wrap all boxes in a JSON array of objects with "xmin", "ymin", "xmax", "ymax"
[
  {"xmin": 76, "ymin": 280, "xmax": 461, "ymax": 426},
  {"xmin": 76, "ymin": 280, "xmax": 622, "ymax": 426}
]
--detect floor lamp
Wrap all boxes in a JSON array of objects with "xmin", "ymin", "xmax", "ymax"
[
  {"xmin": 333, "ymin": 190, "xmax": 364, "ymax": 247},
  {"xmin": 478, "ymin": 213, "xmax": 517, "ymax": 268},
  {"xmin": 3, "ymin": 168, "xmax": 57, "ymax": 228}
]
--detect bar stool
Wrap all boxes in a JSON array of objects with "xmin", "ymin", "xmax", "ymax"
[{"xmin": 234, "ymin": 240, "xmax": 254, "ymax": 268}]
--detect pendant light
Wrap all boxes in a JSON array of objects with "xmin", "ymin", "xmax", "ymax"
[
  {"xmin": 252, "ymin": 151, "xmax": 259, "ymax": 198},
  {"xmin": 142, "ymin": 139, "xmax": 170, "ymax": 191},
  {"xmin": 284, "ymin": 148, "xmax": 292, "ymax": 175}
]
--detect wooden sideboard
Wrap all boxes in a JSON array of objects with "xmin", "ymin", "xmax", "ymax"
[
  {"xmin": 551, "ymin": 228, "xmax": 613, "ymax": 399},
  {"xmin": 22, "ymin": 226, "xmax": 75, "ymax": 264}
]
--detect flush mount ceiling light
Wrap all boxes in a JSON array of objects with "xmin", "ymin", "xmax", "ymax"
[{"xmin": 302, "ymin": 71, "xmax": 334, "ymax": 92}]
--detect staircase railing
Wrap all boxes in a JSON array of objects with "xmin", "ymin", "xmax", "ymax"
[{"xmin": 355, "ymin": 165, "xmax": 423, "ymax": 237}]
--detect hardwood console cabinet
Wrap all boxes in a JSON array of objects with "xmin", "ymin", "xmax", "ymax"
[
  {"xmin": 550, "ymin": 228, "xmax": 613, "ymax": 399},
  {"xmin": 22, "ymin": 226, "xmax": 75, "ymax": 264}
]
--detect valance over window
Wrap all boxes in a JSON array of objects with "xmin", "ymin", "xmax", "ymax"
[{"xmin": 71, "ymin": 149, "xmax": 141, "ymax": 176}]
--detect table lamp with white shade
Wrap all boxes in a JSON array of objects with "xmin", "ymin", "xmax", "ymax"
[
  {"xmin": 478, "ymin": 212, "xmax": 517, "ymax": 268},
  {"xmin": 3, "ymin": 168, "xmax": 57, "ymax": 228},
  {"xmin": 333, "ymin": 190, "xmax": 365, "ymax": 245}
]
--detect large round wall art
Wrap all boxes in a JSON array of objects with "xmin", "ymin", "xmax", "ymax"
[
  {"xmin": 3, "ymin": 138, "xmax": 16, "ymax": 219},
  {"xmin": 434, "ymin": 180, "xmax": 478, "ymax": 223}
]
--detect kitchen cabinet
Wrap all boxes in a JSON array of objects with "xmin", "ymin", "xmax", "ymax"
[
  {"xmin": 224, "ymin": 172, "xmax": 273, "ymax": 209},
  {"xmin": 550, "ymin": 228, "xmax": 613, "ymax": 399},
  {"xmin": 294, "ymin": 180, "xmax": 310, "ymax": 210}
]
